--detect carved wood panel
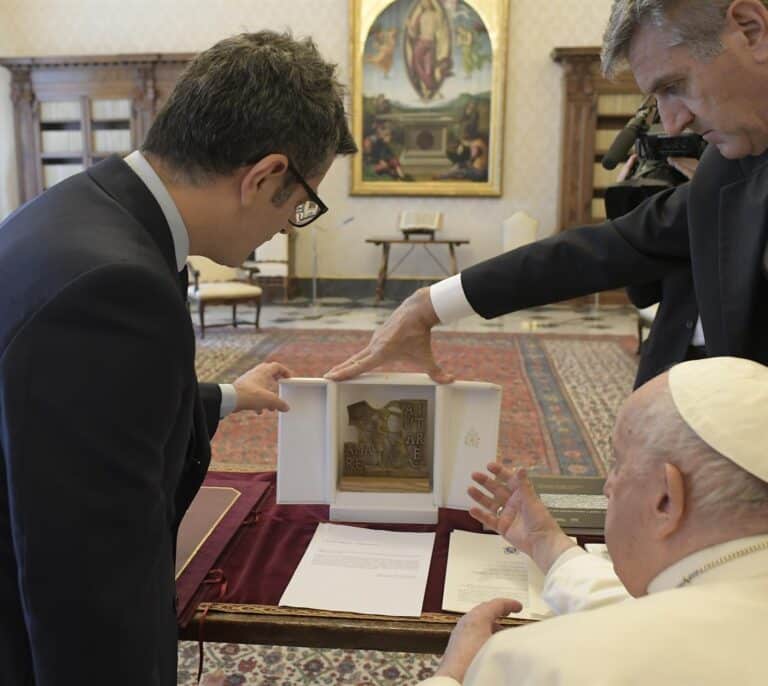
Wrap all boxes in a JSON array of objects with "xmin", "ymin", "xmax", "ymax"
[
  {"xmin": 552, "ymin": 47, "xmax": 642, "ymax": 305},
  {"xmin": 0, "ymin": 54, "xmax": 193, "ymax": 204}
]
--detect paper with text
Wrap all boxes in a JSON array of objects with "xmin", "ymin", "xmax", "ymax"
[
  {"xmin": 279, "ymin": 523, "xmax": 436, "ymax": 617},
  {"xmin": 442, "ymin": 530, "xmax": 552, "ymax": 619}
]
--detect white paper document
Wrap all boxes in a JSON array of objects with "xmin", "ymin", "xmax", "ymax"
[
  {"xmin": 279, "ymin": 523, "xmax": 436, "ymax": 617},
  {"xmin": 442, "ymin": 530, "xmax": 552, "ymax": 620}
]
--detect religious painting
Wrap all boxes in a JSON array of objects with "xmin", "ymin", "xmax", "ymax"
[
  {"xmin": 339, "ymin": 399, "xmax": 432, "ymax": 493},
  {"xmin": 350, "ymin": 0, "xmax": 508, "ymax": 196}
]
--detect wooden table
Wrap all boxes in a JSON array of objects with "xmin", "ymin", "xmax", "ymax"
[
  {"xmin": 179, "ymin": 603, "xmax": 530, "ymax": 653},
  {"xmin": 366, "ymin": 236, "xmax": 470, "ymax": 303},
  {"xmin": 176, "ymin": 471, "xmax": 604, "ymax": 653},
  {"xmin": 180, "ymin": 533, "xmax": 604, "ymax": 652}
]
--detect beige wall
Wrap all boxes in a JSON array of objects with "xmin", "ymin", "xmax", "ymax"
[
  {"xmin": 0, "ymin": 65, "xmax": 16, "ymax": 215},
  {"xmin": 0, "ymin": 0, "xmax": 614, "ymax": 279}
]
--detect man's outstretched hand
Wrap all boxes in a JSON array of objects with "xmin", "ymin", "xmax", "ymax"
[{"xmin": 325, "ymin": 288, "xmax": 454, "ymax": 383}]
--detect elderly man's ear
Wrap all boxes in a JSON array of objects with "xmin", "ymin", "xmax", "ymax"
[
  {"xmin": 728, "ymin": 0, "xmax": 768, "ymax": 62},
  {"xmin": 655, "ymin": 463, "xmax": 686, "ymax": 539}
]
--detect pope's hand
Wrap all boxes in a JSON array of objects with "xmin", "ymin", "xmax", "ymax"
[
  {"xmin": 468, "ymin": 463, "xmax": 576, "ymax": 574},
  {"xmin": 434, "ymin": 598, "xmax": 522, "ymax": 682},
  {"xmin": 324, "ymin": 287, "xmax": 454, "ymax": 383},
  {"xmin": 232, "ymin": 361, "xmax": 293, "ymax": 413}
]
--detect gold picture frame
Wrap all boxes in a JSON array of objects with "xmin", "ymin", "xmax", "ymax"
[{"xmin": 350, "ymin": 0, "xmax": 508, "ymax": 197}]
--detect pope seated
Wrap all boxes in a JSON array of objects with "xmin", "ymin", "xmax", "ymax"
[{"xmin": 419, "ymin": 356, "xmax": 768, "ymax": 685}]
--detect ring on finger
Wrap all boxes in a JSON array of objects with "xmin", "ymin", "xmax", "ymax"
[{"xmin": 495, "ymin": 504, "xmax": 504, "ymax": 518}]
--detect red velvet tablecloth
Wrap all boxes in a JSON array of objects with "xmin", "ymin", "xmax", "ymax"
[
  {"xmin": 180, "ymin": 471, "xmax": 486, "ymax": 624},
  {"xmin": 175, "ymin": 472, "xmax": 271, "ymax": 623}
]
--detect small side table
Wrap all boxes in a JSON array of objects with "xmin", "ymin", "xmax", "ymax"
[{"xmin": 366, "ymin": 236, "xmax": 470, "ymax": 303}]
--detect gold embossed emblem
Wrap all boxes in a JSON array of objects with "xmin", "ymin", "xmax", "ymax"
[{"xmin": 340, "ymin": 399, "xmax": 431, "ymax": 492}]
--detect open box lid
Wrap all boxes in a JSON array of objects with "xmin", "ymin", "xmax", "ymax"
[{"xmin": 277, "ymin": 373, "xmax": 501, "ymax": 510}]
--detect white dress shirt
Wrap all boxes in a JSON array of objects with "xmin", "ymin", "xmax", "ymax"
[{"xmin": 123, "ymin": 151, "xmax": 237, "ymax": 418}]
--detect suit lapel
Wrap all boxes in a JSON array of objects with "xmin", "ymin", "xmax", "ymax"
[{"xmin": 87, "ymin": 156, "xmax": 210, "ymax": 522}]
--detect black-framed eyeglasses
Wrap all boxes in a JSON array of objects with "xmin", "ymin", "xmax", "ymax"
[{"xmin": 287, "ymin": 160, "xmax": 328, "ymax": 228}]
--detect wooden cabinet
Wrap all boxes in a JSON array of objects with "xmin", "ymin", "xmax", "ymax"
[
  {"xmin": 552, "ymin": 46, "xmax": 644, "ymax": 229},
  {"xmin": 1, "ymin": 52, "xmax": 296, "ymax": 302},
  {"xmin": 0, "ymin": 53, "xmax": 193, "ymax": 204},
  {"xmin": 552, "ymin": 47, "xmax": 643, "ymax": 305}
]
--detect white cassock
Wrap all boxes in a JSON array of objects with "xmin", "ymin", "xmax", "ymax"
[{"xmin": 420, "ymin": 534, "xmax": 768, "ymax": 685}]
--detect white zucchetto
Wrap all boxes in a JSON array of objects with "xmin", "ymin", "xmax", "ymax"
[{"xmin": 668, "ymin": 357, "xmax": 768, "ymax": 482}]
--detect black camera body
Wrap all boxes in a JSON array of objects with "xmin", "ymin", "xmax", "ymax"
[
  {"xmin": 603, "ymin": 97, "xmax": 708, "ymax": 220},
  {"xmin": 605, "ymin": 123, "xmax": 706, "ymax": 219},
  {"xmin": 636, "ymin": 125, "xmax": 708, "ymax": 161}
]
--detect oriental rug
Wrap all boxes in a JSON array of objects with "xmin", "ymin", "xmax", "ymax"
[
  {"xmin": 178, "ymin": 642, "xmax": 442, "ymax": 685},
  {"xmin": 182, "ymin": 328, "xmax": 637, "ymax": 684},
  {"xmin": 195, "ymin": 328, "xmax": 638, "ymax": 476}
]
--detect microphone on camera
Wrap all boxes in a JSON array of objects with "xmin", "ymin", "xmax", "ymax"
[{"xmin": 602, "ymin": 95, "xmax": 657, "ymax": 171}]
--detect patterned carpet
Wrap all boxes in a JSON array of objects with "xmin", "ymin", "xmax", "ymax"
[
  {"xmin": 182, "ymin": 328, "xmax": 637, "ymax": 685},
  {"xmin": 195, "ymin": 328, "xmax": 638, "ymax": 475},
  {"xmin": 178, "ymin": 643, "xmax": 441, "ymax": 685}
]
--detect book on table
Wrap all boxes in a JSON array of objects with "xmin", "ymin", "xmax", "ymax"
[
  {"xmin": 399, "ymin": 210, "xmax": 442, "ymax": 238},
  {"xmin": 529, "ymin": 475, "xmax": 607, "ymax": 532}
]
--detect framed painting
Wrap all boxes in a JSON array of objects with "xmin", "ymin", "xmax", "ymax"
[{"xmin": 350, "ymin": 0, "xmax": 508, "ymax": 196}]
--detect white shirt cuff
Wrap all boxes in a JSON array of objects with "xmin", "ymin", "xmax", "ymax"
[
  {"xmin": 546, "ymin": 546, "xmax": 588, "ymax": 578},
  {"xmin": 219, "ymin": 384, "xmax": 238, "ymax": 418},
  {"xmin": 429, "ymin": 274, "xmax": 474, "ymax": 324},
  {"xmin": 542, "ymin": 546, "xmax": 629, "ymax": 615}
]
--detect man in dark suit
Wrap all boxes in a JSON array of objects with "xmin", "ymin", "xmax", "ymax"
[
  {"xmin": 627, "ymin": 269, "xmax": 702, "ymax": 387},
  {"xmin": 0, "ymin": 32, "xmax": 356, "ymax": 685},
  {"xmin": 610, "ymin": 154, "xmax": 703, "ymax": 389},
  {"xmin": 327, "ymin": 0, "xmax": 768, "ymax": 388}
]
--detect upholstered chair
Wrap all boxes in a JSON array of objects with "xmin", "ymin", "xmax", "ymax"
[{"xmin": 186, "ymin": 256, "xmax": 262, "ymax": 337}]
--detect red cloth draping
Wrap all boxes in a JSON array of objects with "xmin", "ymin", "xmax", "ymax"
[
  {"xmin": 175, "ymin": 472, "xmax": 270, "ymax": 624},
  {"xmin": 190, "ymin": 471, "xmax": 487, "ymax": 615}
]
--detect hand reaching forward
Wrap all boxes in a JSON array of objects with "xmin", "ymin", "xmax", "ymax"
[
  {"xmin": 468, "ymin": 462, "xmax": 576, "ymax": 574},
  {"xmin": 324, "ymin": 288, "xmax": 454, "ymax": 383},
  {"xmin": 616, "ymin": 153, "xmax": 638, "ymax": 182},
  {"xmin": 435, "ymin": 598, "xmax": 522, "ymax": 682},
  {"xmin": 232, "ymin": 361, "xmax": 293, "ymax": 414}
]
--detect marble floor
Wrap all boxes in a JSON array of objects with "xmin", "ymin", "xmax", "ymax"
[{"xmin": 191, "ymin": 299, "xmax": 641, "ymax": 339}]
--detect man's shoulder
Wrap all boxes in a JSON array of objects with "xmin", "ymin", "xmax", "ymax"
[
  {"xmin": 0, "ymin": 173, "xmax": 177, "ymax": 355},
  {"xmin": 0, "ymin": 170, "xmax": 166, "ymax": 278},
  {"xmin": 694, "ymin": 145, "xmax": 768, "ymax": 191}
]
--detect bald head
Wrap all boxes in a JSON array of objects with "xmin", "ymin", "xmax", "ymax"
[
  {"xmin": 616, "ymin": 365, "xmax": 768, "ymax": 522},
  {"xmin": 604, "ymin": 358, "xmax": 768, "ymax": 595}
]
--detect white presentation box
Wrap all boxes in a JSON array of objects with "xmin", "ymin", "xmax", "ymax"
[{"xmin": 277, "ymin": 373, "xmax": 502, "ymax": 524}]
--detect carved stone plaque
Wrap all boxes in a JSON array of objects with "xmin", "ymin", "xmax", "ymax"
[{"xmin": 339, "ymin": 399, "xmax": 430, "ymax": 492}]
